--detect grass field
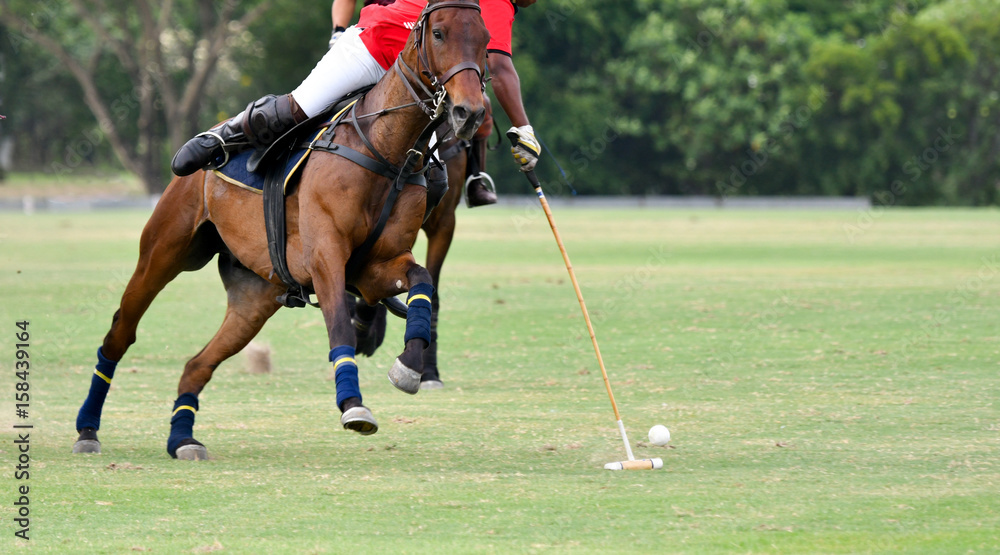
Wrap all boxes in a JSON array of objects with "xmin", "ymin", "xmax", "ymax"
[{"xmin": 1, "ymin": 205, "xmax": 998, "ymax": 553}]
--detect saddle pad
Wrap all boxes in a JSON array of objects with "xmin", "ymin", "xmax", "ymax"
[
  {"xmin": 212, "ymin": 146, "xmax": 313, "ymax": 195},
  {"xmin": 212, "ymin": 101, "xmax": 354, "ymax": 194}
]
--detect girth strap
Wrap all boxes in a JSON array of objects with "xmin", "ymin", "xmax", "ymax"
[
  {"xmin": 306, "ymin": 139, "xmax": 427, "ymax": 188},
  {"xmin": 263, "ymin": 101, "xmax": 364, "ymax": 308},
  {"xmin": 343, "ymin": 115, "xmax": 445, "ymax": 281},
  {"xmin": 264, "ymin": 146, "xmax": 315, "ymax": 308}
]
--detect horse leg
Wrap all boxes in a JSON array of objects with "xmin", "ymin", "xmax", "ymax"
[
  {"xmin": 74, "ymin": 180, "xmax": 216, "ymax": 454},
  {"xmin": 420, "ymin": 198, "xmax": 458, "ymax": 389},
  {"xmin": 347, "ymin": 292, "xmax": 387, "ymax": 357},
  {"xmin": 312, "ymin": 253, "xmax": 378, "ymax": 434},
  {"xmin": 168, "ymin": 254, "xmax": 283, "ymax": 460},
  {"xmin": 387, "ymin": 263, "xmax": 435, "ymax": 395},
  {"xmin": 417, "ymin": 152, "xmax": 465, "ymax": 390}
]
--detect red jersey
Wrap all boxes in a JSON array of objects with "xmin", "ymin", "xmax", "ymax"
[{"xmin": 358, "ymin": 0, "xmax": 516, "ymax": 71}]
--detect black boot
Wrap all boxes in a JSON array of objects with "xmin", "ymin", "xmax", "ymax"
[
  {"xmin": 170, "ymin": 94, "xmax": 305, "ymax": 177},
  {"xmin": 425, "ymin": 161, "xmax": 449, "ymax": 222},
  {"xmin": 464, "ymin": 134, "xmax": 497, "ymax": 207},
  {"xmin": 465, "ymin": 175, "xmax": 497, "ymax": 207}
]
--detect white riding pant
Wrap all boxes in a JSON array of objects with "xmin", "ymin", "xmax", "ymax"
[{"xmin": 290, "ymin": 26, "xmax": 388, "ymax": 117}]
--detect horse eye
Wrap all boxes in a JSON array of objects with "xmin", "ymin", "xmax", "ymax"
[{"xmin": 432, "ymin": 29, "xmax": 443, "ymax": 41}]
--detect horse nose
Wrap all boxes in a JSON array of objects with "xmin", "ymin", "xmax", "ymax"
[
  {"xmin": 452, "ymin": 104, "xmax": 486, "ymax": 140},
  {"xmin": 452, "ymin": 104, "xmax": 470, "ymax": 123}
]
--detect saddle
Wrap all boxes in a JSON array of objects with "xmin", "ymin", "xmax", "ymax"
[{"xmin": 226, "ymin": 86, "xmax": 440, "ymax": 315}]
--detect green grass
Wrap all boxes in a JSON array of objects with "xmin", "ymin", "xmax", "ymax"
[{"xmin": 1, "ymin": 206, "xmax": 998, "ymax": 553}]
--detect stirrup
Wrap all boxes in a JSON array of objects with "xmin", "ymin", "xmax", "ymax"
[
  {"xmin": 195, "ymin": 130, "xmax": 231, "ymax": 171},
  {"xmin": 464, "ymin": 171, "xmax": 496, "ymax": 208}
]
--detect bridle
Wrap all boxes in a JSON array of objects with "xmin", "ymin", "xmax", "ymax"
[
  {"xmin": 342, "ymin": 0, "xmax": 487, "ymax": 174},
  {"xmin": 262, "ymin": 0, "xmax": 492, "ymax": 309},
  {"xmin": 393, "ymin": 0, "xmax": 487, "ymax": 120},
  {"xmin": 333, "ymin": 0, "xmax": 488, "ymax": 285}
]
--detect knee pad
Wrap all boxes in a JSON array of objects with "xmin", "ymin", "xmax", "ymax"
[
  {"xmin": 243, "ymin": 94, "xmax": 303, "ymax": 149},
  {"xmin": 424, "ymin": 161, "xmax": 449, "ymax": 221}
]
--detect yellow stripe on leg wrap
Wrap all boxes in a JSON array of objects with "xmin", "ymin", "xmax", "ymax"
[
  {"xmin": 333, "ymin": 357, "xmax": 357, "ymax": 370},
  {"xmin": 172, "ymin": 405, "xmax": 197, "ymax": 416},
  {"xmin": 407, "ymin": 294, "xmax": 431, "ymax": 305},
  {"xmin": 94, "ymin": 370, "xmax": 112, "ymax": 384}
]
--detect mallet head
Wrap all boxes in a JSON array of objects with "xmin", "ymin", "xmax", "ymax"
[{"xmin": 604, "ymin": 458, "xmax": 663, "ymax": 471}]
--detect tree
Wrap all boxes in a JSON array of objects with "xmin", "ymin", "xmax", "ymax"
[{"xmin": 0, "ymin": 0, "xmax": 270, "ymax": 193}]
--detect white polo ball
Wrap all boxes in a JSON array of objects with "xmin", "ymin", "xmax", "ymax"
[{"xmin": 648, "ymin": 424, "xmax": 671, "ymax": 446}]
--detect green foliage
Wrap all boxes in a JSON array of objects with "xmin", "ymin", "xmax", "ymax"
[
  {"xmin": 492, "ymin": 0, "xmax": 997, "ymax": 204},
  {"xmin": 229, "ymin": 0, "xmax": 333, "ymax": 122},
  {"xmin": 799, "ymin": 2, "xmax": 986, "ymax": 205},
  {"xmin": 1, "ymin": 0, "xmax": 997, "ymax": 204}
]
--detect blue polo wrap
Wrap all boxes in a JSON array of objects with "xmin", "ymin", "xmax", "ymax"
[
  {"xmin": 330, "ymin": 345, "xmax": 361, "ymax": 410},
  {"xmin": 404, "ymin": 283, "xmax": 434, "ymax": 345},
  {"xmin": 167, "ymin": 392, "xmax": 200, "ymax": 457},
  {"xmin": 76, "ymin": 347, "xmax": 118, "ymax": 431}
]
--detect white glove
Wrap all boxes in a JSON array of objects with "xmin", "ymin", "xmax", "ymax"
[
  {"xmin": 329, "ymin": 27, "xmax": 345, "ymax": 49},
  {"xmin": 506, "ymin": 125, "xmax": 540, "ymax": 172}
]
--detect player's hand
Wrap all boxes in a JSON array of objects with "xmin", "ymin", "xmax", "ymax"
[
  {"xmin": 515, "ymin": 0, "xmax": 537, "ymax": 7},
  {"xmin": 506, "ymin": 125, "xmax": 540, "ymax": 172},
  {"xmin": 329, "ymin": 27, "xmax": 345, "ymax": 49}
]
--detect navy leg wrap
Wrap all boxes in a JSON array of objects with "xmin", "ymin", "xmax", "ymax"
[
  {"xmin": 330, "ymin": 346, "xmax": 361, "ymax": 411},
  {"xmin": 167, "ymin": 393, "xmax": 200, "ymax": 457},
  {"xmin": 76, "ymin": 347, "xmax": 118, "ymax": 431},
  {"xmin": 404, "ymin": 283, "xmax": 434, "ymax": 346}
]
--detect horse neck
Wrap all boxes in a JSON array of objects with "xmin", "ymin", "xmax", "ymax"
[{"xmin": 356, "ymin": 61, "xmax": 434, "ymax": 167}]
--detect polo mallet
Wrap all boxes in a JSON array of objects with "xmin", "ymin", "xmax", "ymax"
[{"xmin": 512, "ymin": 136, "xmax": 661, "ymax": 471}]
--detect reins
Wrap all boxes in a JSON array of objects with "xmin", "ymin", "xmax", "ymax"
[
  {"xmin": 349, "ymin": 0, "xmax": 484, "ymax": 123},
  {"xmin": 270, "ymin": 0, "xmax": 485, "ymax": 308}
]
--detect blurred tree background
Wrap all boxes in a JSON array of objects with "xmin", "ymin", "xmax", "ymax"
[{"xmin": 0, "ymin": 0, "xmax": 997, "ymax": 204}]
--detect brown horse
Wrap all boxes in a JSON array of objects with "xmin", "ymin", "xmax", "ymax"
[
  {"xmin": 345, "ymin": 104, "xmax": 493, "ymax": 389},
  {"xmin": 349, "ymin": 99, "xmax": 495, "ymax": 387},
  {"xmin": 417, "ymin": 108, "xmax": 495, "ymax": 386},
  {"xmin": 72, "ymin": 0, "xmax": 490, "ymax": 460}
]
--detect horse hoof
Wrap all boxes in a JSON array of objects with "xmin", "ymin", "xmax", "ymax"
[
  {"xmin": 419, "ymin": 379, "xmax": 444, "ymax": 390},
  {"xmin": 341, "ymin": 406, "xmax": 379, "ymax": 435},
  {"xmin": 388, "ymin": 358, "xmax": 421, "ymax": 395},
  {"xmin": 175, "ymin": 444, "xmax": 209, "ymax": 461},
  {"xmin": 72, "ymin": 439, "xmax": 101, "ymax": 454}
]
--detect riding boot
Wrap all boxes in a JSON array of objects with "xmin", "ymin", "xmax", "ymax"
[
  {"xmin": 424, "ymin": 161, "xmax": 449, "ymax": 222},
  {"xmin": 170, "ymin": 94, "xmax": 307, "ymax": 177},
  {"xmin": 465, "ymin": 97, "xmax": 496, "ymax": 207},
  {"xmin": 466, "ymin": 180, "xmax": 497, "ymax": 207},
  {"xmin": 465, "ymin": 134, "xmax": 497, "ymax": 207}
]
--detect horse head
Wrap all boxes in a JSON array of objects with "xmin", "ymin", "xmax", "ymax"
[{"xmin": 402, "ymin": 0, "xmax": 490, "ymax": 140}]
